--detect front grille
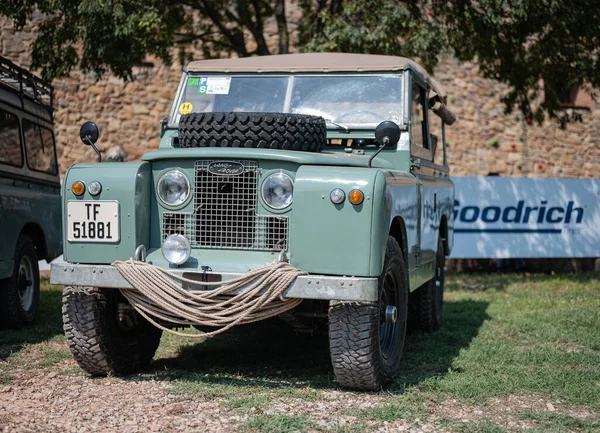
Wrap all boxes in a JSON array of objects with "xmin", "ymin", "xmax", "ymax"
[{"xmin": 161, "ymin": 160, "xmax": 289, "ymax": 252}]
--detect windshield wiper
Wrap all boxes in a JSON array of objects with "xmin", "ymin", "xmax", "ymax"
[{"xmin": 324, "ymin": 118, "xmax": 350, "ymax": 132}]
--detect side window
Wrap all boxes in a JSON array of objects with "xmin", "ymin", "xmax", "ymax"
[
  {"xmin": 411, "ymin": 82, "xmax": 430, "ymax": 152},
  {"xmin": 0, "ymin": 109, "xmax": 23, "ymax": 167},
  {"xmin": 23, "ymin": 119, "xmax": 58, "ymax": 175}
]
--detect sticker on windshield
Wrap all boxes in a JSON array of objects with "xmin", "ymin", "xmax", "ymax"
[
  {"xmin": 179, "ymin": 102, "xmax": 193, "ymax": 115},
  {"xmin": 187, "ymin": 77, "xmax": 199, "ymax": 86},
  {"xmin": 197, "ymin": 77, "xmax": 231, "ymax": 95}
]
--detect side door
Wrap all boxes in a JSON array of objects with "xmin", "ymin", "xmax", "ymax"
[
  {"xmin": 0, "ymin": 106, "xmax": 25, "ymax": 272},
  {"xmin": 409, "ymin": 79, "xmax": 437, "ymax": 275},
  {"xmin": 21, "ymin": 118, "xmax": 63, "ymax": 261}
]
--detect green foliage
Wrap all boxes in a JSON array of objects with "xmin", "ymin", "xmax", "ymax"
[
  {"xmin": 1, "ymin": 0, "xmax": 598, "ymax": 121},
  {"xmin": 438, "ymin": 0, "xmax": 600, "ymax": 121},
  {"xmin": 299, "ymin": 0, "xmax": 448, "ymax": 71},
  {"xmin": 0, "ymin": 0, "xmax": 183, "ymax": 81}
]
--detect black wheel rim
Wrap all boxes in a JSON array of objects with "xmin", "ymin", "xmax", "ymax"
[
  {"xmin": 18, "ymin": 255, "xmax": 35, "ymax": 310},
  {"xmin": 116, "ymin": 301, "xmax": 141, "ymax": 333},
  {"xmin": 380, "ymin": 270, "xmax": 401, "ymax": 360}
]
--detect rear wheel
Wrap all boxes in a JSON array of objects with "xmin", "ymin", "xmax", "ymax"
[
  {"xmin": 329, "ymin": 236, "xmax": 408, "ymax": 391},
  {"xmin": 409, "ymin": 237, "xmax": 445, "ymax": 332},
  {"xmin": 0, "ymin": 235, "xmax": 40, "ymax": 329},
  {"xmin": 62, "ymin": 286, "xmax": 162, "ymax": 376}
]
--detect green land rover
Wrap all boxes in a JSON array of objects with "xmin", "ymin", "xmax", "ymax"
[
  {"xmin": 0, "ymin": 56, "xmax": 62, "ymax": 329},
  {"xmin": 51, "ymin": 53, "xmax": 456, "ymax": 391}
]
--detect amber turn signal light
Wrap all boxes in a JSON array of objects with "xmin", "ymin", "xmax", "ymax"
[
  {"xmin": 348, "ymin": 189, "xmax": 364, "ymax": 205},
  {"xmin": 71, "ymin": 181, "xmax": 85, "ymax": 196}
]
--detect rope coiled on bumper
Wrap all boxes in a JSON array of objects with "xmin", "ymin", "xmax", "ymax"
[{"xmin": 113, "ymin": 259, "xmax": 306, "ymax": 338}]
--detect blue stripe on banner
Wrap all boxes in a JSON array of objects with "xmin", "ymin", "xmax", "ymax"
[{"xmin": 455, "ymin": 228, "xmax": 562, "ymax": 234}]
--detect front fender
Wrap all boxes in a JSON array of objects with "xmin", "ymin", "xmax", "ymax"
[
  {"xmin": 289, "ymin": 166, "xmax": 382, "ymax": 277},
  {"xmin": 62, "ymin": 162, "xmax": 151, "ymax": 264}
]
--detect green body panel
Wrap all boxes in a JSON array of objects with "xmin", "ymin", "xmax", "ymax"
[
  {"xmin": 1, "ymin": 90, "xmax": 62, "ymax": 279},
  {"xmin": 62, "ymin": 162, "xmax": 151, "ymax": 263},
  {"xmin": 145, "ymin": 141, "xmax": 395, "ymax": 169},
  {"xmin": 59, "ymin": 153, "xmax": 453, "ymax": 291},
  {"xmin": 0, "ymin": 178, "xmax": 62, "ymax": 278},
  {"xmin": 289, "ymin": 165, "xmax": 379, "ymax": 277},
  {"xmin": 0, "ymin": 261, "xmax": 14, "ymax": 280}
]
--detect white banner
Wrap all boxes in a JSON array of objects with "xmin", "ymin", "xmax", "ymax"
[{"xmin": 450, "ymin": 177, "xmax": 600, "ymax": 259}]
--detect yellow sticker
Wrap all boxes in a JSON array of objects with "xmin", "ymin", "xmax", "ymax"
[{"xmin": 179, "ymin": 102, "xmax": 193, "ymax": 115}]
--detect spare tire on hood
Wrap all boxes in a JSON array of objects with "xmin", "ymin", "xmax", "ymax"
[{"xmin": 178, "ymin": 112, "xmax": 327, "ymax": 152}]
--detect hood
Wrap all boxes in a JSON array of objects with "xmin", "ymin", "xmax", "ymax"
[{"xmin": 142, "ymin": 147, "xmax": 394, "ymax": 169}]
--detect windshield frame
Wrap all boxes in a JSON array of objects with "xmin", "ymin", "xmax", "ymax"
[{"xmin": 168, "ymin": 72, "xmax": 405, "ymax": 130}]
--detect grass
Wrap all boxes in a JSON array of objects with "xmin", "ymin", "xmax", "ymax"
[
  {"xmin": 243, "ymin": 414, "xmax": 312, "ymax": 432},
  {"xmin": 519, "ymin": 410, "xmax": 600, "ymax": 431},
  {"xmin": 0, "ymin": 280, "xmax": 64, "ymax": 354},
  {"xmin": 1, "ymin": 273, "xmax": 598, "ymax": 432}
]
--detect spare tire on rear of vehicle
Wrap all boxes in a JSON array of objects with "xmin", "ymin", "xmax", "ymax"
[{"xmin": 178, "ymin": 112, "xmax": 327, "ymax": 152}]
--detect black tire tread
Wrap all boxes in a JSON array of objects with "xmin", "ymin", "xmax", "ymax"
[
  {"xmin": 62, "ymin": 286, "xmax": 161, "ymax": 376},
  {"xmin": 329, "ymin": 237, "xmax": 406, "ymax": 391},
  {"xmin": 178, "ymin": 112, "xmax": 327, "ymax": 152},
  {"xmin": 408, "ymin": 238, "xmax": 444, "ymax": 333}
]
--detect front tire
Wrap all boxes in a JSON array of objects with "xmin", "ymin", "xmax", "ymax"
[
  {"xmin": 62, "ymin": 286, "xmax": 162, "ymax": 376},
  {"xmin": 329, "ymin": 236, "xmax": 408, "ymax": 391},
  {"xmin": 0, "ymin": 235, "xmax": 40, "ymax": 329}
]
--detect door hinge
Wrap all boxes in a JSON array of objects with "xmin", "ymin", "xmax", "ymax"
[{"xmin": 410, "ymin": 157, "xmax": 421, "ymax": 171}]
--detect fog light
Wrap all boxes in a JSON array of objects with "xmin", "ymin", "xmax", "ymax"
[
  {"xmin": 330, "ymin": 188, "xmax": 345, "ymax": 204},
  {"xmin": 162, "ymin": 234, "xmax": 191, "ymax": 265},
  {"xmin": 88, "ymin": 181, "xmax": 102, "ymax": 196},
  {"xmin": 71, "ymin": 181, "xmax": 85, "ymax": 196},
  {"xmin": 348, "ymin": 189, "xmax": 364, "ymax": 205}
]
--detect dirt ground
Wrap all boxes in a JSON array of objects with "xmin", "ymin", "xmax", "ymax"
[{"xmin": 1, "ymin": 274, "xmax": 598, "ymax": 432}]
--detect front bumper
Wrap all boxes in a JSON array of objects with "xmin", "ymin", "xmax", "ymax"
[{"xmin": 50, "ymin": 263, "xmax": 379, "ymax": 302}]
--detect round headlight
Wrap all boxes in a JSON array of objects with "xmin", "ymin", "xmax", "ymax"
[
  {"xmin": 261, "ymin": 173, "xmax": 294, "ymax": 210},
  {"xmin": 162, "ymin": 234, "xmax": 191, "ymax": 265},
  {"xmin": 157, "ymin": 170, "xmax": 190, "ymax": 206}
]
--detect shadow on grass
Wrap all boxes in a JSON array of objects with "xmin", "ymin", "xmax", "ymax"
[
  {"xmin": 0, "ymin": 281, "xmax": 64, "ymax": 360},
  {"xmin": 392, "ymin": 299, "xmax": 490, "ymax": 392},
  {"xmin": 151, "ymin": 298, "xmax": 490, "ymax": 392}
]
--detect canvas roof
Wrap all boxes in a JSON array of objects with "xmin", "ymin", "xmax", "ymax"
[{"xmin": 187, "ymin": 53, "xmax": 448, "ymax": 99}]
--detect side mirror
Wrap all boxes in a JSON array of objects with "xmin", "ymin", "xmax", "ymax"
[
  {"xmin": 160, "ymin": 117, "xmax": 168, "ymax": 138},
  {"xmin": 79, "ymin": 121, "xmax": 101, "ymax": 162},
  {"xmin": 374, "ymin": 121, "xmax": 401, "ymax": 148},
  {"xmin": 80, "ymin": 121, "xmax": 99, "ymax": 145}
]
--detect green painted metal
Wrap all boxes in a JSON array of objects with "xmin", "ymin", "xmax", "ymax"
[
  {"xmin": 144, "ymin": 144, "xmax": 396, "ymax": 169},
  {"xmin": 1, "ymin": 83, "xmax": 62, "ymax": 278},
  {"xmin": 0, "ymin": 260, "xmax": 14, "ymax": 280},
  {"xmin": 289, "ymin": 165, "xmax": 379, "ymax": 277},
  {"xmin": 56, "ymin": 67, "xmax": 456, "ymax": 298},
  {"xmin": 62, "ymin": 162, "xmax": 151, "ymax": 263},
  {"xmin": 0, "ymin": 178, "xmax": 62, "ymax": 274}
]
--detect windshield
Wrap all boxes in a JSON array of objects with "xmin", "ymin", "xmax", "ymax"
[{"xmin": 170, "ymin": 74, "xmax": 403, "ymax": 129}]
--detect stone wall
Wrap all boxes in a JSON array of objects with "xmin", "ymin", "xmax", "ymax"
[{"xmin": 1, "ymin": 16, "xmax": 598, "ymax": 178}]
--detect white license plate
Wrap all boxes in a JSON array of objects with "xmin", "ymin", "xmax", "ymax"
[{"xmin": 67, "ymin": 201, "xmax": 120, "ymax": 243}]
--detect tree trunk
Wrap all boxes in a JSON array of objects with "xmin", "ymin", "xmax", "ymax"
[{"xmin": 275, "ymin": 0, "xmax": 289, "ymax": 54}]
